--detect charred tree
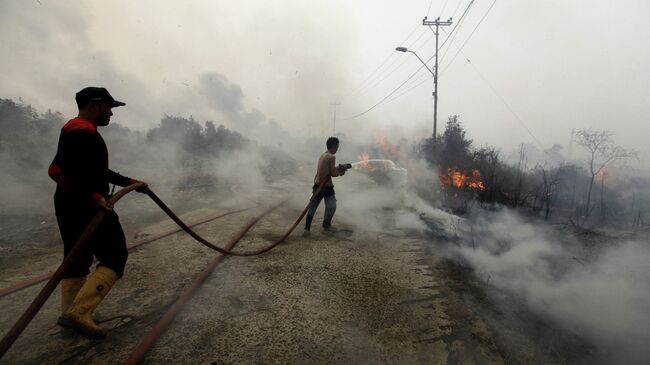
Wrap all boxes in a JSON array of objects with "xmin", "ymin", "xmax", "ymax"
[{"xmin": 575, "ymin": 129, "xmax": 635, "ymax": 219}]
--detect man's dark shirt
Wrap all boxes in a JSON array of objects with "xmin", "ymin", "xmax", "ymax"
[{"xmin": 49, "ymin": 117, "xmax": 131, "ymax": 212}]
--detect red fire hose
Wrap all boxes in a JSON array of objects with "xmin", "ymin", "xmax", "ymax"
[
  {"xmin": 143, "ymin": 185, "xmax": 321, "ymax": 256},
  {"xmin": 124, "ymin": 199, "xmax": 287, "ymax": 364},
  {"xmin": 0, "ymin": 183, "xmax": 144, "ymax": 357},
  {"xmin": 0, "ymin": 182, "xmax": 323, "ymax": 359},
  {"xmin": 124, "ymin": 185, "xmax": 326, "ymax": 363},
  {"xmin": 0, "ymin": 206, "xmax": 255, "ymax": 298}
]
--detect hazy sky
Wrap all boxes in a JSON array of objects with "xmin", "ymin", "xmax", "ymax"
[{"xmin": 1, "ymin": 0, "xmax": 649, "ymax": 166}]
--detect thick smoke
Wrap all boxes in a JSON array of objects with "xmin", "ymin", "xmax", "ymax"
[
  {"xmin": 449, "ymin": 208, "xmax": 650, "ymax": 364},
  {"xmin": 198, "ymin": 72, "xmax": 294, "ymax": 148},
  {"xmin": 0, "ymin": 96, "xmax": 297, "ymax": 223}
]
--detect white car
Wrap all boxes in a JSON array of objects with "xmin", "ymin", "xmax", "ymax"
[{"xmin": 352, "ymin": 159, "xmax": 407, "ymax": 187}]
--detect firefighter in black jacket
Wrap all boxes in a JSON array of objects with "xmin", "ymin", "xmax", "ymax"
[{"xmin": 48, "ymin": 87, "xmax": 147, "ymax": 339}]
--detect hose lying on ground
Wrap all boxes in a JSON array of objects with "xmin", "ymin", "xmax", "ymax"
[
  {"xmin": 143, "ymin": 184, "xmax": 320, "ymax": 256},
  {"xmin": 0, "ymin": 183, "xmax": 144, "ymax": 357},
  {"xmin": 124, "ymin": 198, "xmax": 288, "ymax": 365},
  {"xmin": 0, "ymin": 206, "xmax": 256, "ymax": 298},
  {"xmin": 0, "ymin": 182, "xmax": 321, "ymax": 358},
  {"xmin": 125, "ymin": 185, "xmax": 328, "ymax": 363}
]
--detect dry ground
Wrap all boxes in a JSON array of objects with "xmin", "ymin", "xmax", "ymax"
[{"xmin": 0, "ymin": 167, "xmax": 505, "ymax": 364}]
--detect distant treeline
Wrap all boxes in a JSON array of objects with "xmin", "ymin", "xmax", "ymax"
[
  {"xmin": 0, "ymin": 98, "xmax": 249, "ymax": 167},
  {"xmin": 0, "ymin": 98, "xmax": 63, "ymax": 170},
  {"xmin": 0, "ymin": 98, "xmax": 295, "ymax": 185}
]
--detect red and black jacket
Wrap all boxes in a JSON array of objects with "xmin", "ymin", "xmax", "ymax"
[{"xmin": 49, "ymin": 117, "xmax": 133, "ymax": 207}]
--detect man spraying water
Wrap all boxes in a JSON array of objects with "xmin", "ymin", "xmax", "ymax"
[{"xmin": 304, "ymin": 137, "xmax": 350, "ymax": 235}]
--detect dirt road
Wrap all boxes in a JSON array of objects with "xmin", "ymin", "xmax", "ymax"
[{"xmin": 0, "ymin": 169, "xmax": 504, "ymax": 364}]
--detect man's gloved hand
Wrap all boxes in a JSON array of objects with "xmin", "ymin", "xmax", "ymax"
[{"xmin": 129, "ymin": 178, "xmax": 149, "ymax": 193}]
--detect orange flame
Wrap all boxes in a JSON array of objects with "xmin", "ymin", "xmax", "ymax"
[
  {"xmin": 441, "ymin": 169, "xmax": 485, "ymax": 191},
  {"xmin": 377, "ymin": 136, "xmax": 399, "ymax": 159},
  {"xmin": 357, "ymin": 153, "xmax": 375, "ymax": 171}
]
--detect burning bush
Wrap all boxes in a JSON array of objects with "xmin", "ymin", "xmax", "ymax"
[{"xmin": 440, "ymin": 168, "xmax": 485, "ymax": 191}]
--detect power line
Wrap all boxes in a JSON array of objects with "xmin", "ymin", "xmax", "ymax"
[
  {"xmin": 347, "ymin": 22, "xmax": 421, "ymax": 97},
  {"xmin": 450, "ymin": 0, "xmax": 466, "ymax": 23},
  {"xmin": 466, "ymin": 58, "xmax": 544, "ymax": 148},
  {"xmin": 344, "ymin": 0, "xmax": 543, "ymax": 150},
  {"xmin": 393, "ymin": 0, "xmax": 476, "ymax": 99},
  {"xmin": 348, "ymin": 11, "xmax": 442, "ymax": 99},
  {"xmin": 439, "ymin": 0, "xmax": 451, "ymax": 16},
  {"xmin": 409, "ymin": 17, "xmax": 545, "ymax": 148},
  {"xmin": 343, "ymin": 0, "xmax": 476, "ymax": 120},
  {"xmin": 386, "ymin": 73, "xmax": 433, "ymax": 104},
  {"xmin": 440, "ymin": 32, "xmax": 544, "ymax": 147},
  {"xmin": 390, "ymin": 0, "xmax": 473, "ymax": 103},
  {"xmin": 424, "ymin": 0, "xmax": 474, "ymax": 64},
  {"xmin": 384, "ymin": 0, "xmax": 495, "ymax": 107},
  {"xmin": 360, "ymin": 29, "xmax": 435, "ymax": 94},
  {"xmin": 441, "ymin": 0, "xmax": 497, "ymax": 73},
  {"xmin": 346, "ymin": 0, "xmax": 468, "ymax": 105},
  {"xmin": 343, "ymin": 65, "xmax": 425, "ymax": 120},
  {"xmin": 438, "ymin": 0, "xmax": 475, "ymax": 63},
  {"xmin": 331, "ymin": 102, "xmax": 341, "ymax": 135},
  {"xmin": 393, "ymin": 69, "xmax": 433, "ymax": 97},
  {"xmin": 423, "ymin": 17, "xmax": 454, "ymax": 141},
  {"xmin": 350, "ymin": 27, "xmax": 432, "ymax": 99}
]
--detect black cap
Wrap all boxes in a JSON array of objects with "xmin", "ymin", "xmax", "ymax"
[{"xmin": 75, "ymin": 87, "xmax": 126, "ymax": 108}]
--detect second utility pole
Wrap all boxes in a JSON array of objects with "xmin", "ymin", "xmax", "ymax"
[
  {"xmin": 422, "ymin": 16, "xmax": 452, "ymax": 143},
  {"xmin": 331, "ymin": 102, "xmax": 340, "ymax": 135}
]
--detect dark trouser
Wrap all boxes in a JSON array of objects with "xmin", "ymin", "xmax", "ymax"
[
  {"xmin": 55, "ymin": 198, "xmax": 128, "ymax": 279},
  {"xmin": 305, "ymin": 185, "xmax": 336, "ymax": 230}
]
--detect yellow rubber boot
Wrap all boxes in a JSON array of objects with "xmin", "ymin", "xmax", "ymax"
[
  {"xmin": 57, "ymin": 277, "xmax": 86, "ymax": 328},
  {"xmin": 64, "ymin": 266, "xmax": 118, "ymax": 339}
]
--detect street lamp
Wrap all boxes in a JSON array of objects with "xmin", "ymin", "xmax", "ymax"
[
  {"xmin": 395, "ymin": 46, "xmax": 438, "ymax": 143},
  {"xmin": 395, "ymin": 47, "xmax": 434, "ymax": 76}
]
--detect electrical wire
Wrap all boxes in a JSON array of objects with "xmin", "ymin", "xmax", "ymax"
[
  {"xmin": 394, "ymin": 0, "xmax": 475, "ymax": 99},
  {"xmin": 441, "ymin": 0, "xmax": 497, "ymax": 73},
  {"xmin": 438, "ymin": 0, "xmax": 475, "ymax": 63},
  {"xmin": 343, "ymin": 65, "xmax": 425, "ymax": 120},
  {"xmin": 384, "ymin": 0, "xmax": 495, "ymax": 108},
  {"xmin": 465, "ymin": 58, "xmax": 544, "ymax": 148},
  {"xmin": 346, "ymin": 0, "xmax": 467, "ymax": 103},
  {"xmin": 345, "ymin": 0, "xmax": 544, "ymax": 150},
  {"xmin": 439, "ymin": 0, "xmax": 451, "ymax": 16},
  {"xmin": 359, "ymin": 29, "xmax": 434, "ymax": 95},
  {"xmin": 347, "ymin": 22, "xmax": 421, "ymax": 97},
  {"xmin": 438, "ymin": 26, "xmax": 545, "ymax": 148},
  {"xmin": 386, "ymin": 73, "xmax": 433, "ymax": 105},
  {"xmin": 343, "ymin": 0, "xmax": 476, "ymax": 119},
  {"xmin": 450, "ymin": 0, "xmax": 466, "ymax": 23}
]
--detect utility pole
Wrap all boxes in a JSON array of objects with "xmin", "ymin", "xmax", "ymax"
[
  {"xmin": 422, "ymin": 16, "xmax": 452, "ymax": 144},
  {"xmin": 568, "ymin": 128, "xmax": 575, "ymax": 161},
  {"xmin": 330, "ymin": 102, "xmax": 340, "ymax": 135}
]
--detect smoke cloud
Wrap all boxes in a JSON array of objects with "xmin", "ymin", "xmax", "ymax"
[{"xmin": 449, "ymin": 208, "xmax": 650, "ymax": 364}]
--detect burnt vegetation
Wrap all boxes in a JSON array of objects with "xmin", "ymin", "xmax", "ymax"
[
  {"xmin": 415, "ymin": 115, "xmax": 648, "ymax": 228},
  {"xmin": 411, "ymin": 116, "xmax": 649, "ymax": 364},
  {"xmin": 2, "ymin": 97, "xmax": 646, "ymax": 230}
]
